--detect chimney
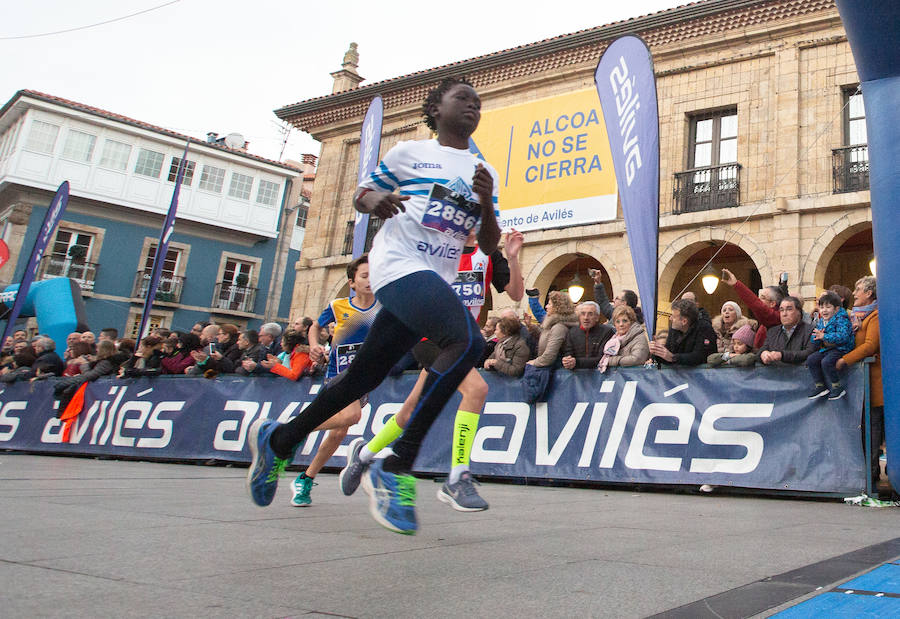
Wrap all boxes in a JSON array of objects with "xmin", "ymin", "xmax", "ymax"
[
  {"xmin": 330, "ymin": 42, "xmax": 364, "ymax": 93},
  {"xmin": 206, "ymin": 132, "xmax": 218, "ymax": 144},
  {"xmin": 302, "ymin": 153, "xmax": 317, "ymax": 167}
]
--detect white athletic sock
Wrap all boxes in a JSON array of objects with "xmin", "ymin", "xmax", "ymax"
[
  {"xmin": 449, "ymin": 464, "xmax": 468, "ymax": 485},
  {"xmin": 359, "ymin": 445, "xmax": 378, "ymax": 464}
]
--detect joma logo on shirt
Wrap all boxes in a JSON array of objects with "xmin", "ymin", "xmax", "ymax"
[
  {"xmin": 416, "ymin": 241, "xmax": 461, "ymax": 259},
  {"xmin": 412, "ymin": 162, "xmax": 443, "ymax": 170}
]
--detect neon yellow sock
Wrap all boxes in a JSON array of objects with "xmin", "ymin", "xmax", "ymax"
[
  {"xmin": 452, "ymin": 410, "xmax": 480, "ymax": 469},
  {"xmin": 365, "ymin": 415, "xmax": 404, "ymax": 456}
]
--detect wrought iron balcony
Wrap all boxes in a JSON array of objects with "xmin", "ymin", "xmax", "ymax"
[
  {"xmin": 341, "ymin": 216, "xmax": 383, "ymax": 255},
  {"xmin": 832, "ymin": 145, "xmax": 869, "ymax": 193},
  {"xmin": 132, "ymin": 271, "xmax": 185, "ymax": 303},
  {"xmin": 673, "ymin": 163, "xmax": 741, "ymax": 214},
  {"xmin": 213, "ymin": 281, "xmax": 258, "ymax": 314},
  {"xmin": 38, "ymin": 255, "xmax": 98, "ymax": 291}
]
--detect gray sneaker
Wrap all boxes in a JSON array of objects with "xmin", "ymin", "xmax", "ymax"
[
  {"xmin": 437, "ymin": 471, "xmax": 489, "ymax": 512},
  {"xmin": 339, "ymin": 437, "xmax": 368, "ymax": 496}
]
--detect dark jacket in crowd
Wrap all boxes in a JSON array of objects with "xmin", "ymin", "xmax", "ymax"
[
  {"xmin": 54, "ymin": 351, "xmax": 131, "ymax": 399},
  {"xmin": 757, "ymin": 320, "xmax": 815, "ymax": 364},
  {"xmin": 659, "ymin": 319, "xmax": 718, "ymax": 366},
  {"xmin": 33, "ymin": 350, "xmax": 65, "ymax": 377},
  {"xmin": 120, "ymin": 349, "xmax": 164, "ymax": 377},
  {"xmin": 209, "ymin": 341, "xmax": 244, "ymax": 374},
  {"xmin": 562, "ymin": 323, "xmax": 616, "ymax": 369},
  {"xmin": 593, "ymin": 283, "xmax": 645, "ymax": 324},
  {"xmin": 488, "ymin": 334, "xmax": 530, "ymax": 377}
]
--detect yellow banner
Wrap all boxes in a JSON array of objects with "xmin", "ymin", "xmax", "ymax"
[{"xmin": 471, "ymin": 88, "xmax": 618, "ymax": 231}]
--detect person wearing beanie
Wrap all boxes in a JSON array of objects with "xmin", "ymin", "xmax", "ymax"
[
  {"xmin": 707, "ymin": 323, "xmax": 757, "ymax": 367},
  {"xmin": 711, "ymin": 300, "xmax": 755, "ymax": 353}
]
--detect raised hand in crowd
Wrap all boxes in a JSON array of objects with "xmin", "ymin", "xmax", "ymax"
[{"xmin": 720, "ymin": 268, "xmax": 738, "ymax": 287}]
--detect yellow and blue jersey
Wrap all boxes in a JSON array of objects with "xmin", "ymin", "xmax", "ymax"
[{"xmin": 318, "ymin": 297, "xmax": 381, "ymax": 378}]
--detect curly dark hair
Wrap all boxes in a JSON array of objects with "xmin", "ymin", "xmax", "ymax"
[{"xmin": 422, "ymin": 77, "xmax": 473, "ymax": 131}]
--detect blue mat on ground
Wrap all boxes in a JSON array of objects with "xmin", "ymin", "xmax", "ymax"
[
  {"xmin": 840, "ymin": 563, "xmax": 900, "ymax": 595},
  {"xmin": 773, "ymin": 592, "xmax": 900, "ymax": 617}
]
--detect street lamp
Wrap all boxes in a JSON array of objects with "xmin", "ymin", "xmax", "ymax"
[{"xmin": 701, "ymin": 265, "xmax": 720, "ymax": 294}]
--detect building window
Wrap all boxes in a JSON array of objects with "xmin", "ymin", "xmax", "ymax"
[
  {"xmin": 215, "ymin": 258, "xmax": 257, "ymax": 313},
  {"xmin": 126, "ymin": 308, "xmax": 172, "ymax": 339},
  {"xmin": 40, "ymin": 228, "xmax": 98, "ymax": 290},
  {"xmin": 99, "ymin": 139, "xmax": 132, "ymax": 171},
  {"xmin": 24, "ymin": 120, "xmax": 60, "ymax": 154},
  {"xmin": 673, "ymin": 108, "xmax": 741, "ymax": 214},
  {"xmin": 256, "ymin": 180, "xmax": 280, "ymax": 206},
  {"xmin": 0, "ymin": 121, "xmax": 21, "ymax": 162},
  {"xmin": 133, "ymin": 245, "xmax": 185, "ymax": 303},
  {"xmin": 833, "ymin": 87, "xmax": 869, "ymax": 193},
  {"xmin": 295, "ymin": 204, "xmax": 308, "ymax": 228},
  {"xmin": 61, "ymin": 129, "xmax": 97, "ymax": 163},
  {"xmin": 167, "ymin": 157, "xmax": 196, "ymax": 185},
  {"xmin": 845, "ymin": 88, "xmax": 867, "ymax": 146},
  {"xmin": 342, "ymin": 216, "xmax": 382, "ymax": 255},
  {"xmin": 144, "ymin": 245, "xmax": 181, "ymax": 280},
  {"xmin": 689, "ymin": 109, "xmax": 737, "ymax": 168},
  {"xmin": 198, "ymin": 164, "xmax": 225, "ymax": 192},
  {"xmin": 228, "ymin": 172, "xmax": 253, "ymax": 200},
  {"xmin": 51, "ymin": 229, "xmax": 94, "ymax": 262},
  {"xmin": 134, "ymin": 148, "xmax": 165, "ymax": 177}
]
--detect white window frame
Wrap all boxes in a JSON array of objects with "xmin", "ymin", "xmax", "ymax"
[
  {"xmin": 99, "ymin": 139, "xmax": 132, "ymax": 171},
  {"xmin": 198, "ymin": 164, "xmax": 226, "ymax": 192},
  {"xmin": 255, "ymin": 180, "xmax": 280, "ymax": 206},
  {"xmin": 167, "ymin": 157, "xmax": 196, "ymax": 186},
  {"xmin": 24, "ymin": 120, "xmax": 60, "ymax": 154},
  {"xmin": 134, "ymin": 148, "xmax": 165, "ymax": 177},
  {"xmin": 228, "ymin": 172, "xmax": 254, "ymax": 200},
  {"xmin": 61, "ymin": 129, "xmax": 97, "ymax": 163}
]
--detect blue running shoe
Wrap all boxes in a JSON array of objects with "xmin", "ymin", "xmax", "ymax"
[
  {"xmin": 362, "ymin": 460, "xmax": 417, "ymax": 535},
  {"xmin": 246, "ymin": 419, "xmax": 291, "ymax": 507}
]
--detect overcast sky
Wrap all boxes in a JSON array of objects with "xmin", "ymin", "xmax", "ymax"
[{"xmin": 2, "ymin": 0, "xmax": 684, "ymax": 162}]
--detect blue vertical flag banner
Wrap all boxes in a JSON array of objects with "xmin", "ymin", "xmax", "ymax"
[
  {"xmin": 594, "ymin": 36, "xmax": 660, "ymax": 336},
  {"xmin": 1, "ymin": 181, "xmax": 70, "ymax": 342},
  {"xmin": 138, "ymin": 142, "xmax": 189, "ymax": 339},
  {"xmin": 834, "ymin": 1, "xmax": 900, "ymax": 492},
  {"xmin": 352, "ymin": 96, "xmax": 383, "ymax": 259}
]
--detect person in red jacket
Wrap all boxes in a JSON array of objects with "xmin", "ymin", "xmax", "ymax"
[
  {"xmin": 261, "ymin": 330, "xmax": 313, "ymax": 381},
  {"xmin": 720, "ymin": 268, "xmax": 783, "ymax": 328},
  {"xmin": 720, "ymin": 268, "xmax": 790, "ymax": 349}
]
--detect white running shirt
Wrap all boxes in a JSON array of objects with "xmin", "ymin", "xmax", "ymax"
[{"xmin": 359, "ymin": 139, "xmax": 500, "ymax": 294}]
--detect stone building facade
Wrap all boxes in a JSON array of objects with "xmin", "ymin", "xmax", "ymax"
[{"xmin": 278, "ymin": 0, "xmax": 871, "ymax": 327}]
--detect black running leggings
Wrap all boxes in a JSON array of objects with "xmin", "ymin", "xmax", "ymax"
[{"xmin": 270, "ymin": 270, "xmax": 485, "ymax": 471}]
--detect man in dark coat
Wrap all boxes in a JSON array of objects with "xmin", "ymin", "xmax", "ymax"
[
  {"xmin": 31, "ymin": 336, "xmax": 65, "ymax": 377},
  {"xmin": 758, "ymin": 296, "xmax": 815, "ymax": 365},
  {"xmin": 649, "ymin": 298, "xmax": 717, "ymax": 366},
  {"xmin": 561, "ymin": 301, "xmax": 615, "ymax": 370}
]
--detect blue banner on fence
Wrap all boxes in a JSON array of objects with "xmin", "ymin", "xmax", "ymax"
[
  {"xmin": 594, "ymin": 36, "xmax": 660, "ymax": 337},
  {"xmin": 0, "ymin": 365, "xmax": 866, "ymax": 494}
]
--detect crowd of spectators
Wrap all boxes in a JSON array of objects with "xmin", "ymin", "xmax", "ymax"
[{"xmin": 0, "ymin": 267, "xmax": 884, "ymax": 489}]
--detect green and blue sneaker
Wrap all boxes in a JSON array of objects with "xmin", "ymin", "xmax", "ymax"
[
  {"xmin": 291, "ymin": 474, "xmax": 316, "ymax": 507},
  {"xmin": 362, "ymin": 459, "xmax": 417, "ymax": 535},
  {"xmin": 246, "ymin": 419, "xmax": 290, "ymax": 507}
]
